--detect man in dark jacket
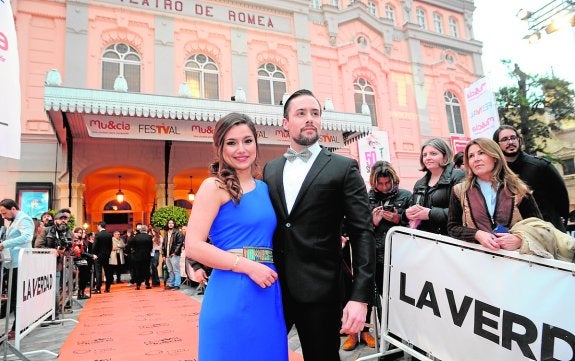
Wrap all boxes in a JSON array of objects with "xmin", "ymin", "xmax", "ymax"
[
  {"xmin": 494, "ymin": 125, "xmax": 569, "ymax": 232},
  {"xmin": 126, "ymin": 224, "xmax": 153, "ymax": 290},
  {"xmin": 162, "ymin": 219, "xmax": 184, "ymax": 290},
  {"xmin": 92, "ymin": 221, "xmax": 114, "ymax": 293}
]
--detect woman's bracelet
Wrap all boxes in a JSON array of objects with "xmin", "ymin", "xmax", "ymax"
[{"xmin": 231, "ymin": 255, "xmax": 240, "ymax": 271}]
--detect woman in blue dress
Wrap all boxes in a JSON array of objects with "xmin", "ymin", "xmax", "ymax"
[{"xmin": 184, "ymin": 113, "xmax": 288, "ymax": 361}]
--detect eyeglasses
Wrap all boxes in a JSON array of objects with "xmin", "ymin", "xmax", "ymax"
[{"xmin": 498, "ymin": 135, "xmax": 519, "ymax": 144}]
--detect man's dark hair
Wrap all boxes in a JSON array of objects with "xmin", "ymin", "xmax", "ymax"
[
  {"xmin": 492, "ymin": 124, "xmax": 520, "ymax": 142},
  {"xmin": 0, "ymin": 199, "xmax": 19, "ymax": 210},
  {"xmin": 453, "ymin": 151, "xmax": 464, "ymax": 168},
  {"xmin": 98, "ymin": 221, "xmax": 106, "ymax": 228},
  {"xmin": 282, "ymin": 89, "xmax": 321, "ymax": 118},
  {"xmin": 57, "ymin": 208, "xmax": 72, "ymax": 215}
]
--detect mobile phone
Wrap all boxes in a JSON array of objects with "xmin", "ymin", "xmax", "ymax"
[{"xmin": 492, "ymin": 224, "xmax": 509, "ymax": 234}]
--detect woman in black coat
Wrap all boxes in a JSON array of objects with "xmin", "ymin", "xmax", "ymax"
[{"xmin": 404, "ymin": 138, "xmax": 465, "ymax": 235}]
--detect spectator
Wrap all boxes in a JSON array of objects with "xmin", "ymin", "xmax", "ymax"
[
  {"xmin": 92, "ymin": 222, "xmax": 114, "ymax": 293},
  {"xmin": 125, "ymin": 224, "xmax": 153, "ymax": 290},
  {"xmin": 0, "ymin": 199, "xmax": 34, "ymax": 340},
  {"xmin": 149, "ymin": 227, "xmax": 162, "ymax": 287},
  {"xmin": 453, "ymin": 151, "xmax": 465, "ymax": 170},
  {"xmin": 493, "ymin": 125, "xmax": 569, "ymax": 232},
  {"xmin": 162, "ymin": 219, "xmax": 184, "ymax": 290},
  {"xmin": 109, "ymin": 230, "xmax": 126, "ymax": 283},
  {"xmin": 448, "ymin": 138, "xmax": 542, "ymax": 251},
  {"xmin": 72, "ymin": 227, "xmax": 95, "ymax": 299},
  {"xmin": 404, "ymin": 138, "xmax": 465, "ymax": 235}
]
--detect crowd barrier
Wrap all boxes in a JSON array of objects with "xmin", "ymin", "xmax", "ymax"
[{"xmin": 357, "ymin": 226, "xmax": 575, "ymax": 361}]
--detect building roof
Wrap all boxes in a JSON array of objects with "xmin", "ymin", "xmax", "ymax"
[{"xmin": 44, "ymin": 85, "xmax": 373, "ymax": 146}]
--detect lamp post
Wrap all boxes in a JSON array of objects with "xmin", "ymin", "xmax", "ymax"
[{"xmin": 518, "ymin": 0, "xmax": 575, "ymax": 43}]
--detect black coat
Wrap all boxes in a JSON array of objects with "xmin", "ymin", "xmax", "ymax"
[
  {"xmin": 407, "ymin": 163, "xmax": 465, "ymax": 235},
  {"xmin": 93, "ymin": 230, "xmax": 113, "ymax": 265},
  {"xmin": 126, "ymin": 233, "xmax": 153, "ymax": 262},
  {"xmin": 263, "ymin": 147, "xmax": 375, "ymax": 304},
  {"xmin": 507, "ymin": 151, "xmax": 569, "ymax": 232}
]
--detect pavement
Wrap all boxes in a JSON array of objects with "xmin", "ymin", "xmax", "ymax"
[{"xmin": 0, "ymin": 279, "xmax": 411, "ymax": 360}]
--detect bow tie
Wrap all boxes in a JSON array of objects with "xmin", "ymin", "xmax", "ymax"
[{"xmin": 284, "ymin": 148, "xmax": 312, "ymax": 162}]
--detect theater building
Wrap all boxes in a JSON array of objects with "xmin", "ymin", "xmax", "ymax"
[{"xmin": 3, "ymin": 0, "xmax": 482, "ymax": 229}]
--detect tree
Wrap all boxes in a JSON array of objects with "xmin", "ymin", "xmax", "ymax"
[
  {"xmin": 150, "ymin": 206, "xmax": 189, "ymax": 229},
  {"xmin": 495, "ymin": 62, "xmax": 575, "ymax": 155}
]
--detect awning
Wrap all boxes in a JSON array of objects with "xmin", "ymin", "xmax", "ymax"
[{"xmin": 44, "ymin": 85, "xmax": 372, "ymax": 148}]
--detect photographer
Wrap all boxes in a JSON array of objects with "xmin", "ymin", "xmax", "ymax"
[{"xmin": 37, "ymin": 209, "xmax": 74, "ymax": 314}]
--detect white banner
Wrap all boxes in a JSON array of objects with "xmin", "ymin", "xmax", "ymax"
[
  {"xmin": 0, "ymin": 1, "xmax": 22, "ymax": 159},
  {"xmin": 357, "ymin": 129, "xmax": 391, "ymax": 186},
  {"xmin": 15, "ymin": 249, "xmax": 57, "ymax": 348},
  {"xmin": 465, "ymin": 77, "xmax": 500, "ymax": 140},
  {"xmin": 84, "ymin": 115, "xmax": 344, "ymax": 148},
  {"xmin": 385, "ymin": 228, "xmax": 575, "ymax": 361}
]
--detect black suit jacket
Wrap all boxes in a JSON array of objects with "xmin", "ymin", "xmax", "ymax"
[
  {"xmin": 263, "ymin": 147, "xmax": 375, "ymax": 304},
  {"xmin": 93, "ymin": 230, "xmax": 113, "ymax": 265},
  {"xmin": 127, "ymin": 233, "xmax": 153, "ymax": 262}
]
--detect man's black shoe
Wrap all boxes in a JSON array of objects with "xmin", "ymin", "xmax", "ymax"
[{"xmin": 171, "ymin": 286, "xmax": 180, "ymax": 290}]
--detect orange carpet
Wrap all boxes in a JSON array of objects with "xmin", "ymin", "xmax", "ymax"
[{"xmin": 59, "ymin": 285, "xmax": 304, "ymax": 361}]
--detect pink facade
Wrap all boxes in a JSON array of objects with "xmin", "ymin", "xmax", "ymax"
[{"xmin": 4, "ymin": 0, "xmax": 482, "ymax": 228}]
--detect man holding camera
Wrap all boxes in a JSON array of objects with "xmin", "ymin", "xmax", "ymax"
[{"xmin": 37, "ymin": 209, "xmax": 74, "ymax": 314}]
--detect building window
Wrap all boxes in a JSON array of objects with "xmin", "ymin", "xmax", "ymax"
[
  {"xmin": 368, "ymin": 1, "xmax": 377, "ymax": 16},
  {"xmin": 354, "ymin": 78, "xmax": 378, "ymax": 126},
  {"xmin": 416, "ymin": 8, "xmax": 427, "ymax": 29},
  {"xmin": 184, "ymin": 54, "xmax": 219, "ymax": 99},
  {"xmin": 448, "ymin": 17, "xmax": 459, "ymax": 37},
  {"xmin": 385, "ymin": 4, "xmax": 395, "ymax": 24},
  {"xmin": 433, "ymin": 12, "xmax": 443, "ymax": 34},
  {"xmin": 561, "ymin": 158, "xmax": 575, "ymax": 175},
  {"xmin": 102, "ymin": 43, "xmax": 141, "ymax": 92},
  {"xmin": 311, "ymin": 0, "xmax": 321, "ymax": 9},
  {"xmin": 257, "ymin": 63, "xmax": 287, "ymax": 105},
  {"xmin": 330, "ymin": 0, "xmax": 340, "ymax": 7},
  {"xmin": 444, "ymin": 91, "xmax": 463, "ymax": 134}
]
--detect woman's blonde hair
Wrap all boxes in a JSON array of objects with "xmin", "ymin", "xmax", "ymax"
[{"xmin": 462, "ymin": 138, "xmax": 530, "ymax": 197}]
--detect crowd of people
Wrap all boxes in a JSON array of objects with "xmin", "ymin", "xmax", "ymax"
[{"xmin": 0, "ymin": 89, "xmax": 572, "ymax": 359}]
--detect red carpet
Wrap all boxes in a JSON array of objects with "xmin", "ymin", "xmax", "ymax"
[{"xmin": 59, "ymin": 285, "xmax": 304, "ymax": 360}]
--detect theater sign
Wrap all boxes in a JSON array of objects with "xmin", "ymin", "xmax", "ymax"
[{"xmin": 44, "ymin": 83, "xmax": 372, "ymax": 149}]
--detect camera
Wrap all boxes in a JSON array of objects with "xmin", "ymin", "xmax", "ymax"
[{"xmin": 382, "ymin": 205, "xmax": 395, "ymax": 212}]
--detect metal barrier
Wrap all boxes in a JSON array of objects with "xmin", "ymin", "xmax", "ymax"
[{"xmin": 357, "ymin": 226, "xmax": 575, "ymax": 361}]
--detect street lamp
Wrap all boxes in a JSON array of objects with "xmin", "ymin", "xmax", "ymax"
[{"xmin": 518, "ymin": 0, "xmax": 575, "ymax": 41}]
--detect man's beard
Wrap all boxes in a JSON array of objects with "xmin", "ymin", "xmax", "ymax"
[
  {"xmin": 293, "ymin": 132, "xmax": 319, "ymax": 147},
  {"xmin": 502, "ymin": 148, "xmax": 519, "ymax": 158}
]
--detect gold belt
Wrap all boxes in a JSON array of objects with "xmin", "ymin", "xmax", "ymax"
[{"xmin": 228, "ymin": 247, "xmax": 273, "ymax": 263}]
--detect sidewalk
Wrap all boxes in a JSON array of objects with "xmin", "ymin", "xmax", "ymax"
[{"xmin": 1, "ymin": 282, "xmax": 402, "ymax": 360}]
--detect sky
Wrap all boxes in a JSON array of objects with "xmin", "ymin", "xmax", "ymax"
[{"xmin": 473, "ymin": 0, "xmax": 575, "ymax": 90}]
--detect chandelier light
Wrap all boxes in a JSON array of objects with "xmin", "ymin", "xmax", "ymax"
[{"xmin": 116, "ymin": 175, "xmax": 125, "ymax": 203}]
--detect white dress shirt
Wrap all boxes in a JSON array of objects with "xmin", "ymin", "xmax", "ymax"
[{"xmin": 283, "ymin": 142, "xmax": 321, "ymax": 214}]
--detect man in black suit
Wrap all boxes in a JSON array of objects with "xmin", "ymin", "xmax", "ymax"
[
  {"xmin": 92, "ymin": 221, "xmax": 114, "ymax": 293},
  {"xmin": 263, "ymin": 89, "xmax": 375, "ymax": 360},
  {"xmin": 126, "ymin": 224, "xmax": 153, "ymax": 290}
]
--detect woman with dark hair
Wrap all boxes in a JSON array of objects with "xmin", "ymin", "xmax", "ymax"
[
  {"xmin": 184, "ymin": 113, "xmax": 287, "ymax": 361},
  {"xmin": 404, "ymin": 138, "xmax": 465, "ymax": 235},
  {"xmin": 448, "ymin": 138, "xmax": 542, "ymax": 251},
  {"xmin": 341, "ymin": 161, "xmax": 411, "ymax": 351}
]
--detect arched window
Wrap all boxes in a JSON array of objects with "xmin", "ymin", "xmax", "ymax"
[
  {"xmin": 257, "ymin": 63, "xmax": 287, "ymax": 105},
  {"xmin": 448, "ymin": 17, "xmax": 459, "ymax": 37},
  {"xmin": 416, "ymin": 8, "xmax": 427, "ymax": 29},
  {"xmin": 354, "ymin": 78, "xmax": 378, "ymax": 126},
  {"xmin": 184, "ymin": 54, "xmax": 219, "ymax": 99},
  {"xmin": 102, "ymin": 43, "xmax": 141, "ymax": 92},
  {"xmin": 433, "ymin": 12, "xmax": 443, "ymax": 34},
  {"xmin": 104, "ymin": 200, "xmax": 132, "ymax": 211},
  {"xmin": 444, "ymin": 91, "xmax": 463, "ymax": 134},
  {"xmin": 385, "ymin": 4, "xmax": 395, "ymax": 24}
]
